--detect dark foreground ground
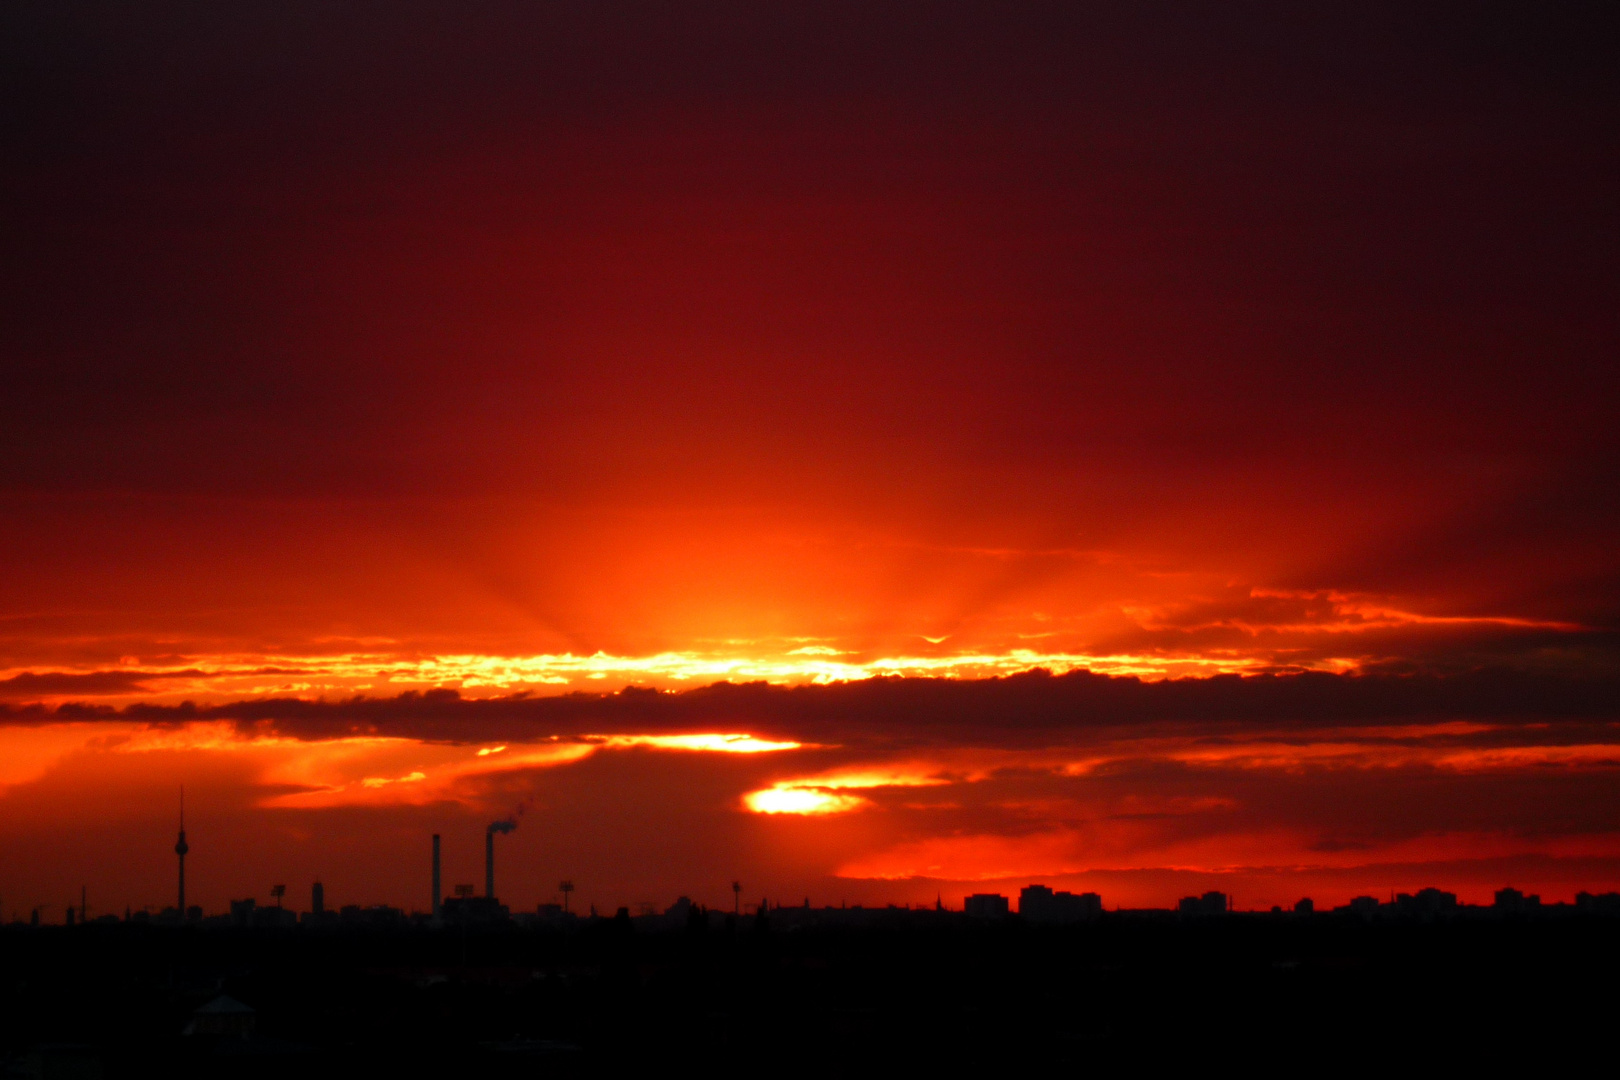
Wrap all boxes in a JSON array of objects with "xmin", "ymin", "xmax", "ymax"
[{"xmin": 2, "ymin": 913, "xmax": 1615, "ymax": 1076}]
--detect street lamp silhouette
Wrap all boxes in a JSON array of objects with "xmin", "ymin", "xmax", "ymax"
[
  {"xmin": 732, "ymin": 881, "xmax": 741, "ymax": 915},
  {"xmin": 559, "ymin": 880, "xmax": 574, "ymax": 914}
]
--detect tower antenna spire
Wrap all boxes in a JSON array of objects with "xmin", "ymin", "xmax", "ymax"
[{"xmin": 174, "ymin": 785, "xmax": 189, "ymax": 912}]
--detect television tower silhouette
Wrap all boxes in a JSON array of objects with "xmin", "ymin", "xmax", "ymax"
[{"xmin": 174, "ymin": 786, "xmax": 189, "ymax": 911}]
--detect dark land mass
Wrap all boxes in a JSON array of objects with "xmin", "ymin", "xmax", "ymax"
[{"xmin": 2, "ymin": 912, "xmax": 1615, "ymax": 1076}]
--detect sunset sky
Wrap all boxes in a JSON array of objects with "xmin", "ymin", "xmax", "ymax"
[{"xmin": 2, "ymin": 2, "xmax": 1618, "ymax": 919}]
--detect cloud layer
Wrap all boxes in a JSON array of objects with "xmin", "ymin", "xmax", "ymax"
[{"xmin": 14, "ymin": 668, "xmax": 1614, "ymax": 749}]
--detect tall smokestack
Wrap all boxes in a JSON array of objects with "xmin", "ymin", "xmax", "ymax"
[
  {"xmin": 432, "ymin": 834, "xmax": 441, "ymax": 917},
  {"xmin": 485, "ymin": 820, "xmax": 516, "ymax": 900}
]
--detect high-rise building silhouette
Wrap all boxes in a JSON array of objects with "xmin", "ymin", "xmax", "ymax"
[
  {"xmin": 1178, "ymin": 891, "xmax": 1230, "ymax": 915},
  {"xmin": 432, "ymin": 834, "xmax": 442, "ymax": 918},
  {"xmin": 965, "ymin": 893, "xmax": 1009, "ymax": 918},
  {"xmin": 311, "ymin": 880, "xmax": 324, "ymax": 916},
  {"xmin": 174, "ymin": 787, "xmax": 189, "ymax": 911},
  {"xmin": 1019, "ymin": 884, "xmax": 1102, "ymax": 922}
]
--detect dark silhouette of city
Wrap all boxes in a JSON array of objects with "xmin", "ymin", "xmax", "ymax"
[{"xmin": 4, "ymin": 826, "xmax": 1620, "ymax": 1075}]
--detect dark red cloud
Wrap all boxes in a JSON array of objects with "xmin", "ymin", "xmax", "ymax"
[
  {"xmin": 0, "ymin": 667, "xmax": 301, "ymax": 700},
  {"xmin": 0, "ymin": 670, "xmax": 161, "ymax": 699},
  {"xmin": 14, "ymin": 668, "xmax": 1619, "ymax": 747}
]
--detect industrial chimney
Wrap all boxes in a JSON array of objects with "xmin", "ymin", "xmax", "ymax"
[
  {"xmin": 431, "ymin": 834, "xmax": 441, "ymax": 918},
  {"xmin": 485, "ymin": 820, "xmax": 516, "ymax": 899}
]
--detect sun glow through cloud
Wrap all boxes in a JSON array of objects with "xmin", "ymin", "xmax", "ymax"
[
  {"xmin": 0, "ymin": 648, "xmax": 1272, "ymax": 707},
  {"xmin": 360, "ymin": 771, "xmax": 426, "ymax": 788},
  {"xmin": 744, "ymin": 766, "xmax": 951, "ymax": 815},
  {"xmin": 746, "ymin": 787, "xmax": 866, "ymax": 814},
  {"xmin": 595, "ymin": 734, "xmax": 804, "ymax": 753},
  {"xmin": 16, "ymin": 722, "xmax": 805, "ymax": 811},
  {"xmin": 1, "ymin": 583, "xmax": 1592, "ymax": 712}
]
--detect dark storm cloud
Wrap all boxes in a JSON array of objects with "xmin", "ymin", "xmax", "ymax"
[
  {"xmin": 10, "ymin": 668, "xmax": 1620, "ymax": 746},
  {"xmin": 0, "ymin": 667, "xmax": 312, "ymax": 701},
  {"xmin": 0, "ymin": 668, "xmax": 206, "ymax": 699},
  {"xmin": 0, "ymin": 670, "xmax": 149, "ymax": 698},
  {"xmin": 1089, "ymin": 588, "xmax": 1620, "ymax": 674}
]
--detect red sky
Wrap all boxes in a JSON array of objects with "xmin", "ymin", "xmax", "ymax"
[{"xmin": 1, "ymin": 2, "xmax": 1618, "ymax": 918}]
